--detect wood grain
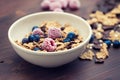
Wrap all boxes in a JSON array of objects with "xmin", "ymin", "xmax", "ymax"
[{"xmin": 0, "ymin": 0, "xmax": 120, "ymax": 80}]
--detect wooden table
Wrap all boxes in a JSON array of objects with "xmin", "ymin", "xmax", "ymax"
[{"xmin": 0, "ymin": 0, "xmax": 120, "ymax": 80}]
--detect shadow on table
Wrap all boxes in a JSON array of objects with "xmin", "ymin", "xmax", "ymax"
[{"xmin": 10, "ymin": 54, "xmax": 89, "ymax": 80}]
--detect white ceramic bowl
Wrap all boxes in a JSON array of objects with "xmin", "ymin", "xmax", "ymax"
[{"xmin": 8, "ymin": 12, "xmax": 92, "ymax": 67}]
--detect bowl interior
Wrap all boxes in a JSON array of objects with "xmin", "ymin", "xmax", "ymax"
[{"xmin": 9, "ymin": 12, "xmax": 92, "ymax": 52}]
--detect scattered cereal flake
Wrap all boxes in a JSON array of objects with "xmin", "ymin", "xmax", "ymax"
[
  {"xmin": 94, "ymin": 31, "xmax": 103, "ymax": 39},
  {"xmin": 106, "ymin": 12, "xmax": 116, "ymax": 18},
  {"xmin": 109, "ymin": 30, "xmax": 120, "ymax": 41},
  {"xmin": 101, "ymin": 43, "xmax": 109, "ymax": 56},
  {"xmin": 86, "ymin": 44, "xmax": 94, "ymax": 49},
  {"xmin": 88, "ymin": 10, "xmax": 120, "ymax": 26},
  {"xmin": 110, "ymin": 7, "xmax": 120, "ymax": 14},
  {"xmin": 80, "ymin": 50, "xmax": 94, "ymax": 60},
  {"xmin": 96, "ymin": 43, "xmax": 109, "ymax": 59},
  {"xmin": 96, "ymin": 52, "xmax": 106, "ymax": 59},
  {"xmin": 87, "ymin": 18, "xmax": 98, "ymax": 24},
  {"xmin": 90, "ymin": 11, "xmax": 104, "ymax": 18},
  {"xmin": 96, "ymin": 24, "xmax": 104, "ymax": 32},
  {"xmin": 102, "ymin": 18, "xmax": 119, "ymax": 26}
]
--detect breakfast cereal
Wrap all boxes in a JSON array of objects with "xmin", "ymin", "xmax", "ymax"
[
  {"xmin": 15, "ymin": 21, "xmax": 83, "ymax": 52},
  {"xmin": 79, "ymin": 50, "xmax": 94, "ymax": 60}
]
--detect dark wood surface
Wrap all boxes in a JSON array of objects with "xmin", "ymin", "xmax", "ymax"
[{"xmin": 0, "ymin": 0, "xmax": 120, "ymax": 80}]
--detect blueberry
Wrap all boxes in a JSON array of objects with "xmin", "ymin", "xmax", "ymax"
[
  {"xmin": 89, "ymin": 35, "xmax": 94, "ymax": 43},
  {"xmin": 28, "ymin": 34, "xmax": 35, "ymax": 42},
  {"xmin": 28, "ymin": 34, "xmax": 40, "ymax": 42},
  {"xmin": 33, "ymin": 47, "xmax": 40, "ymax": 51},
  {"xmin": 113, "ymin": 40, "xmax": 120, "ymax": 48},
  {"xmin": 32, "ymin": 26, "xmax": 39, "ymax": 31},
  {"xmin": 67, "ymin": 32, "xmax": 76, "ymax": 40},
  {"xmin": 34, "ymin": 34, "xmax": 40, "ymax": 42},
  {"xmin": 22, "ymin": 38, "xmax": 29, "ymax": 44},
  {"xmin": 63, "ymin": 38, "xmax": 71, "ymax": 42},
  {"xmin": 104, "ymin": 40, "xmax": 111, "ymax": 48}
]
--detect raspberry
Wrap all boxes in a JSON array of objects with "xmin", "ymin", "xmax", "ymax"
[
  {"xmin": 42, "ymin": 38, "xmax": 56, "ymax": 52},
  {"xmin": 32, "ymin": 28, "xmax": 44, "ymax": 35},
  {"xmin": 48, "ymin": 27, "xmax": 62, "ymax": 39}
]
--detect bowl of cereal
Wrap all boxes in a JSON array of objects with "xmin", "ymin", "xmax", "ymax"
[{"xmin": 8, "ymin": 12, "xmax": 92, "ymax": 67}]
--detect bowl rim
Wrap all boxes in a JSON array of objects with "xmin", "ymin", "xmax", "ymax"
[{"xmin": 8, "ymin": 12, "xmax": 92, "ymax": 56}]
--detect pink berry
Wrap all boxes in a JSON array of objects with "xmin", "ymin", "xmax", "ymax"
[
  {"xmin": 32, "ymin": 28, "xmax": 44, "ymax": 35},
  {"xmin": 59, "ymin": 0, "xmax": 68, "ymax": 8},
  {"xmin": 40, "ymin": 0, "xmax": 51, "ymax": 9},
  {"xmin": 69, "ymin": 0, "xmax": 81, "ymax": 10},
  {"xmin": 42, "ymin": 38, "xmax": 56, "ymax": 52},
  {"xmin": 53, "ymin": 8, "xmax": 64, "ymax": 12},
  {"xmin": 49, "ymin": 1, "xmax": 62, "ymax": 11},
  {"xmin": 48, "ymin": 27, "xmax": 62, "ymax": 39}
]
